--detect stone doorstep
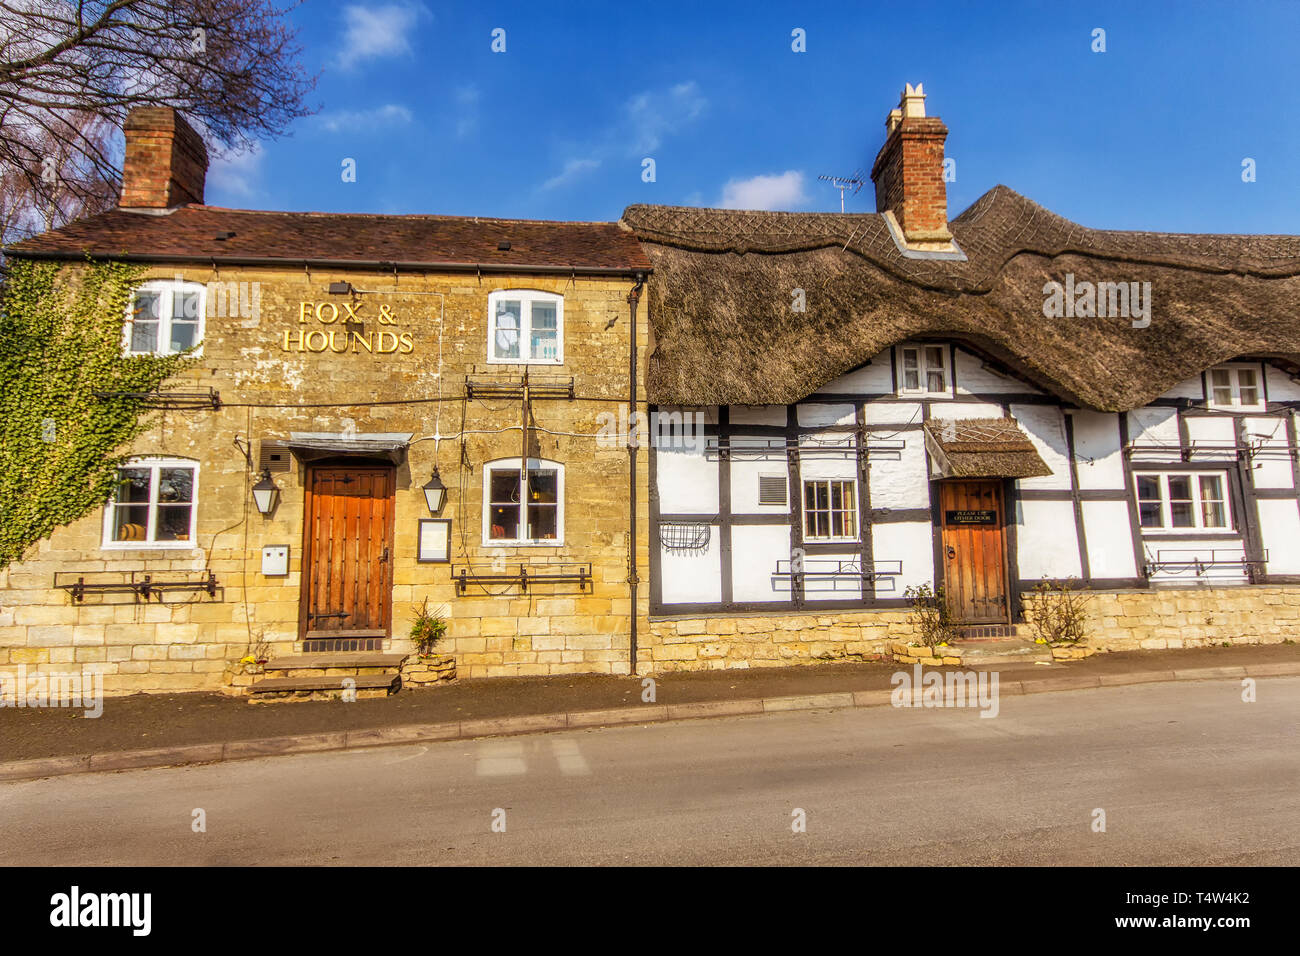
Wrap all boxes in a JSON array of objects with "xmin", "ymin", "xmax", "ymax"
[
  {"xmin": 264, "ymin": 653, "xmax": 408, "ymax": 671},
  {"xmin": 248, "ymin": 674, "xmax": 399, "ymax": 693}
]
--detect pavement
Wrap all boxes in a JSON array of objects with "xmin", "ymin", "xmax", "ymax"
[
  {"xmin": 4, "ymin": 677, "xmax": 1297, "ymax": 865},
  {"xmin": 1, "ymin": 642, "xmax": 1298, "ymax": 782}
]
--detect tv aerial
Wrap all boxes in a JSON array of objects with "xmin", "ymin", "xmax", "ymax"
[{"xmin": 818, "ymin": 170, "xmax": 865, "ymax": 213}]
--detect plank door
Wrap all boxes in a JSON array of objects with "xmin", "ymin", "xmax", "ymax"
[
  {"xmin": 300, "ymin": 464, "xmax": 395, "ymax": 641},
  {"xmin": 939, "ymin": 480, "xmax": 1010, "ymax": 623}
]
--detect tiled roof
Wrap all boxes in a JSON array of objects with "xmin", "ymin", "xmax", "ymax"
[{"xmin": 5, "ymin": 205, "xmax": 651, "ymax": 274}]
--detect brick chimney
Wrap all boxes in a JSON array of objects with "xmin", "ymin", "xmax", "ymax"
[
  {"xmin": 870, "ymin": 83, "xmax": 953, "ymax": 248},
  {"xmin": 120, "ymin": 107, "xmax": 208, "ymax": 209}
]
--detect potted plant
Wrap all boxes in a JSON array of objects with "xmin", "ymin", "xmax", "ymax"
[{"xmin": 410, "ymin": 598, "xmax": 448, "ymax": 658}]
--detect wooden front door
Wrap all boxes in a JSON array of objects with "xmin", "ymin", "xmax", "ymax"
[
  {"xmin": 300, "ymin": 464, "xmax": 395, "ymax": 641},
  {"xmin": 939, "ymin": 480, "xmax": 1010, "ymax": 623}
]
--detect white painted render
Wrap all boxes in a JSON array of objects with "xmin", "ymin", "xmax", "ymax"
[
  {"xmin": 868, "ymin": 433, "xmax": 930, "ymax": 510},
  {"xmin": 927, "ymin": 400, "xmax": 1004, "ymax": 420},
  {"xmin": 819, "ymin": 353, "xmax": 893, "ymax": 393},
  {"xmin": 1259, "ymin": 498, "xmax": 1300, "ymax": 574},
  {"xmin": 1015, "ymin": 498, "xmax": 1083, "ymax": 579},
  {"xmin": 1244, "ymin": 415, "xmax": 1294, "ymax": 489},
  {"xmin": 796, "ymin": 403, "xmax": 856, "ymax": 427},
  {"xmin": 659, "ymin": 527, "xmax": 723, "ymax": 603},
  {"xmin": 1070, "ymin": 410, "xmax": 1126, "ymax": 490},
  {"xmin": 729, "ymin": 405, "xmax": 786, "ymax": 427},
  {"xmin": 1010, "ymin": 403, "xmax": 1072, "ymax": 491},
  {"xmin": 729, "ymin": 437, "xmax": 791, "ymax": 515},
  {"xmin": 954, "ymin": 350, "xmax": 1042, "ymax": 395},
  {"xmin": 731, "ymin": 524, "xmax": 792, "ymax": 602},
  {"xmin": 1266, "ymin": 365, "xmax": 1300, "ymax": 403},
  {"xmin": 655, "ymin": 444, "xmax": 718, "ymax": 514},
  {"xmin": 1080, "ymin": 500, "xmax": 1140, "ymax": 578},
  {"xmin": 869, "ymin": 521, "xmax": 934, "ymax": 596}
]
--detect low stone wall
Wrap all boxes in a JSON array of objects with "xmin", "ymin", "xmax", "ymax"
[
  {"xmin": 1078, "ymin": 586, "xmax": 1300, "ymax": 651},
  {"xmin": 641, "ymin": 612, "xmax": 915, "ymax": 672},
  {"xmin": 402, "ymin": 653, "xmax": 457, "ymax": 686},
  {"xmin": 643, "ymin": 585, "xmax": 1299, "ymax": 674},
  {"xmin": 891, "ymin": 642, "xmax": 963, "ymax": 666}
]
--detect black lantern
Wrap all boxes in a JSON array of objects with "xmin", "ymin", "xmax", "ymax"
[
  {"xmin": 251, "ymin": 471, "xmax": 280, "ymax": 516},
  {"xmin": 422, "ymin": 468, "xmax": 447, "ymax": 515}
]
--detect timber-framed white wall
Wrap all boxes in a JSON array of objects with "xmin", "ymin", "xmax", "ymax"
[{"xmin": 648, "ymin": 345, "xmax": 1300, "ymax": 617}]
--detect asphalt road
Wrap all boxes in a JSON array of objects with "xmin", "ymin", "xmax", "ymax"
[{"xmin": 3, "ymin": 678, "xmax": 1298, "ymax": 865}]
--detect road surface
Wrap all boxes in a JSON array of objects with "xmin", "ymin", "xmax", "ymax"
[{"xmin": 3, "ymin": 678, "xmax": 1297, "ymax": 865}]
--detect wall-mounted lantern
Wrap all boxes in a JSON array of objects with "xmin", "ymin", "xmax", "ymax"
[
  {"xmin": 252, "ymin": 470, "xmax": 280, "ymax": 516},
  {"xmin": 422, "ymin": 468, "xmax": 447, "ymax": 515}
]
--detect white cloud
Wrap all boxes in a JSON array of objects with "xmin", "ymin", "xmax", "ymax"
[
  {"xmin": 454, "ymin": 85, "xmax": 480, "ymax": 140},
  {"xmin": 624, "ymin": 81, "xmax": 707, "ymax": 154},
  {"xmin": 542, "ymin": 158, "xmax": 601, "ymax": 191},
  {"xmin": 206, "ymin": 146, "xmax": 263, "ymax": 201},
  {"xmin": 538, "ymin": 80, "xmax": 707, "ymax": 192},
  {"xmin": 316, "ymin": 104, "xmax": 413, "ymax": 133},
  {"xmin": 338, "ymin": 3, "xmax": 432, "ymax": 68},
  {"xmin": 718, "ymin": 170, "xmax": 809, "ymax": 210}
]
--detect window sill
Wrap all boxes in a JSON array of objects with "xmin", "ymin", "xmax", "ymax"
[
  {"xmin": 482, "ymin": 540, "xmax": 565, "ymax": 548},
  {"xmin": 485, "ymin": 357, "xmax": 563, "ymax": 366},
  {"xmin": 101, "ymin": 542, "xmax": 199, "ymax": 551}
]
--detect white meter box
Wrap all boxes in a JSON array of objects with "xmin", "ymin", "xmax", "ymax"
[{"xmin": 261, "ymin": 545, "xmax": 289, "ymax": 576}]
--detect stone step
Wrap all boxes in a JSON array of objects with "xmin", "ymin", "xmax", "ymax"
[
  {"xmin": 265, "ymin": 653, "xmax": 407, "ymax": 672},
  {"xmin": 954, "ymin": 638, "xmax": 1052, "ymax": 666},
  {"xmin": 250, "ymin": 673, "xmax": 399, "ymax": 692},
  {"xmin": 248, "ymin": 673, "xmax": 399, "ymax": 699}
]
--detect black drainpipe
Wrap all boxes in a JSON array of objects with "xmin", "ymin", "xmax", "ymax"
[{"xmin": 627, "ymin": 272, "xmax": 646, "ymax": 676}]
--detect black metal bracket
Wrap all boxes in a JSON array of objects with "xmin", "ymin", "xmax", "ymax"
[
  {"xmin": 56, "ymin": 570, "xmax": 220, "ymax": 604},
  {"xmin": 92, "ymin": 388, "xmax": 221, "ymax": 410},
  {"xmin": 451, "ymin": 563, "xmax": 592, "ymax": 595}
]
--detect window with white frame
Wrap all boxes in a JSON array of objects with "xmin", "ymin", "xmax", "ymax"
[
  {"xmin": 898, "ymin": 345, "xmax": 949, "ymax": 395},
  {"xmin": 1207, "ymin": 365, "xmax": 1264, "ymax": 410},
  {"xmin": 483, "ymin": 458, "xmax": 564, "ymax": 544},
  {"xmin": 125, "ymin": 279, "xmax": 205, "ymax": 356},
  {"xmin": 102, "ymin": 458, "xmax": 198, "ymax": 547},
  {"xmin": 488, "ymin": 290, "xmax": 562, "ymax": 364},
  {"xmin": 802, "ymin": 478, "xmax": 858, "ymax": 540},
  {"xmin": 1134, "ymin": 472, "xmax": 1230, "ymax": 532}
]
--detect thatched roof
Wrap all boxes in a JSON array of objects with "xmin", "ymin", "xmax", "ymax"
[
  {"xmin": 622, "ymin": 186, "xmax": 1300, "ymax": 410},
  {"xmin": 923, "ymin": 418, "xmax": 1051, "ymax": 479}
]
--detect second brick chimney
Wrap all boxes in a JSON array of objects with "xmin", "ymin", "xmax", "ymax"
[
  {"xmin": 120, "ymin": 107, "xmax": 208, "ymax": 209},
  {"xmin": 870, "ymin": 83, "xmax": 953, "ymax": 249}
]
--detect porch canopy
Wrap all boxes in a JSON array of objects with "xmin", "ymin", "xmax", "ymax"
[
  {"xmin": 923, "ymin": 417, "xmax": 1051, "ymax": 479},
  {"xmin": 282, "ymin": 432, "xmax": 414, "ymax": 464}
]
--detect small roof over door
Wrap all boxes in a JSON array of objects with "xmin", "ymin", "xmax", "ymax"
[
  {"xmin": 280, "ymin": 432, "xmax": 414, "ymax": 465},
  {"xmin": 923, "ymin": 417, "xmax": 1051, "ymax": 479}
]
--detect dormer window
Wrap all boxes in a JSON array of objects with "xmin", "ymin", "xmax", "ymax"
[
  {"xmin": 898, "ymin": 345, "xmax": 948, "ymax": 395},
  {"xmin": 1208, "ymin": 365, "xmax": 1263, "ymax": 410},
  {"xmin": 124, "ymin": 279, "xmax": 205, "ymax": 356},
  {"xmin": 488, "ymin": 290, "xmax": 563, "ymax": 364}
]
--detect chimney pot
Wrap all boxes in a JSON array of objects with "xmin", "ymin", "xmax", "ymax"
[{"xmin": 120, "ymin": 107, "xmax": 208, "ymax": 209}]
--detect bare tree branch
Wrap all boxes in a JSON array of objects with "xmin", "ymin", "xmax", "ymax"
[{"xmin": 0, "ymin": 0, "xmax": 317, "ymax": 244}]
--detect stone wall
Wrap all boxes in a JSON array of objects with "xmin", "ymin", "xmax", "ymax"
[
  {"xmin": 0, "ymin": 263, "xmax": 649, "ymax": 694},
  {"xmin": 642, "ymin": 612, "xmax": 915, "ymax": 672},
  {"xmin": 1078, "ymin": 586, "xmax": 1300, "ymax": 651}
]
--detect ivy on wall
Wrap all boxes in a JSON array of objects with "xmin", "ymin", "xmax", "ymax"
[{"xmin": 0, "ymin": 258, "xmax": 193, "ymax": 569}]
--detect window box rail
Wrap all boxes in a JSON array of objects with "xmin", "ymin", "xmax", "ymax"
[
  {"xmin": 1143, "ymin": 549, "xmax": 1268, "ymax": 577},
  {"xmin": 55, "ymin": 570, "xmax": 221, "ymax": 604},
  {"xmin": 452, "ymin": 563, "xmax": 592, "ymax": 595}
]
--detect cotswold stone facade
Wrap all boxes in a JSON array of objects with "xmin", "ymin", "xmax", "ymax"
[{"xmin": 0, "ymin": 261, "xmax": 650, "ymax": 694}]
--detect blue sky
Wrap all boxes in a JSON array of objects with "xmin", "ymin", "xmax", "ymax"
[{"xmin": 204, "ymin": 0, "xmax": 1300, "ymax": 234}]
